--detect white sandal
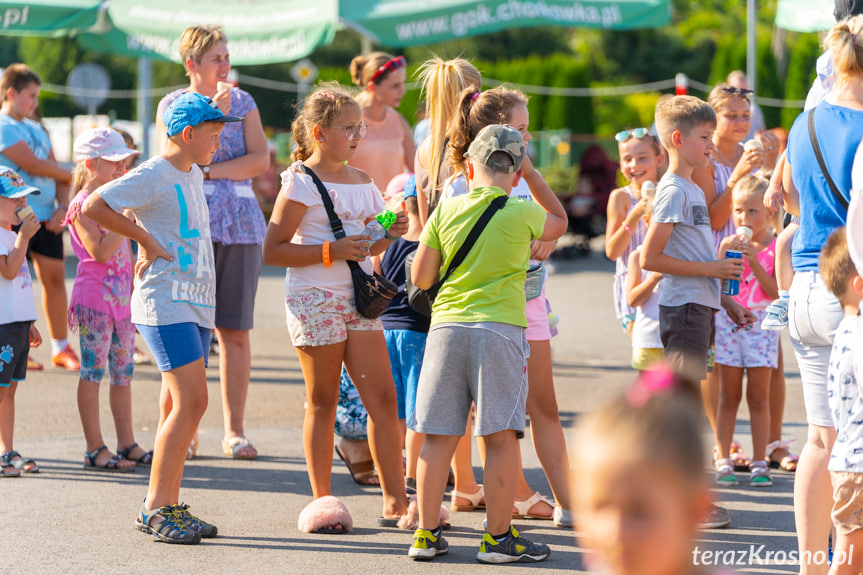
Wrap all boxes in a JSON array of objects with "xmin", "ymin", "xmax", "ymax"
[
  {"xmin": 714, "ymin": 458, "xmax": 738, "ymax": 486},
  {"xmin": 450, "ymin": 485, "xmax": 485, "ymax": 512},
  {"xmin": 513, "ymin": 491, "xmax": 554, "ymax": 520}
]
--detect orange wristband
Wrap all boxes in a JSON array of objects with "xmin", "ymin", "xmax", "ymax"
[{"xmin": 322, "ymin": 241, "xmax": 332, "ymax": 267}]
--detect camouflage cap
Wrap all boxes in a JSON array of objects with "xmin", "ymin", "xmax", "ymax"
[{"xmin": 465, "ymin": 124, "xmax": 525, "ymax": 174}]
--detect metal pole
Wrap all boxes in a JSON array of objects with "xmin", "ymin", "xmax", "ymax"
[
  {"xmin": 137, "ymin": 57, "xmax": 152, "ymax": 157},
  {"xmin": 747, "ymin": 0, "xmax": 757, "ymax": 94}
]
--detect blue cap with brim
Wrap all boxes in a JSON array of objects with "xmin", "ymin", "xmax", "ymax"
[
  {"xmin": 163, "ymin": 92, "xmax": 243, "ymax": 137},
  {"xmin": 0, "ymin": 166, "xmax": 40, "ymax": 198},
  {"xmin": 404, "ymin": 174, "xmax": 417, "ymax": 199}
]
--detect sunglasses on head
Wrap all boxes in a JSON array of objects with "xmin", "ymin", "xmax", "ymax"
[
  {"xmin": 721, "ymin": 86, "xmax": 754, "ymax": 97},
  {"xmin": 370, "ymin": 56, "xmax": 407, "ymax": 84},
  {"xmin": 615, "ymin": 128, "xmax": 651, "ymax": 143}
]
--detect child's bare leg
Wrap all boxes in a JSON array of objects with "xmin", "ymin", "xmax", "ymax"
[
  {"xmin": 78, "ymin": 379, "xmax": 105, "ymax": 451},
  {"xmin": 295, "ymin": 342, "xmax": 344, "ymax": 499},
  {"xmin": 417, "ymin": 434, "xmax": 461, "ymax": 529},
  {"xmin": 746, "ymin": 367, "xmax": 771, "ymax": 461},
  {"xmin": 345, "ymin": 330, "xmax": 408, "ymax": 518},
  {"xmin": 513, "ymin": 450, "xmax": 552, "ymax": 517},
  {"xmin": 452, "ymin": 417, "xmax": 482, "ymax": 505},
  {"xmin": 0, "ymin": 381, "xmax": 17, "ymax": 452},
  {"xmin": 769, "ymin": 346, "xmax": 786, "ymax": 442},
  {"xmin": 110, "ymin": 384, "xmax": 142, "ymax": 454},
  {"xmin": 145, "ymin": 358, "xmax": 208, "ymax": 509},
  {"xmin": 716, "ymin": 365, "xmax": 744, "ymax": 460},
  {"xmin": 702, "ymin": 371, "xmax": 721, "ymax": 448},
  {"xmin": 829, "ymin": 530, "xmax": 863, "ymax": 575},
  {"xmin": 525, "ymin": 339, "xmax": 571, "ymax": 510},
  {"xmin": 405, "ymin": 428, "xmax": 424, "ymax": 479},
  {"xmin": 158, "ymin": 379, "xmax": 172, "ymax": 431},
  {"xmin": 479, "ymin": 429, "xmax": 520, "ymax": 535}
]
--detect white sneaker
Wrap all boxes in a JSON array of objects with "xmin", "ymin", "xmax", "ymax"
[{"xmin": 761, "ymin": 298, "xmax": 788, "ymax": 331}]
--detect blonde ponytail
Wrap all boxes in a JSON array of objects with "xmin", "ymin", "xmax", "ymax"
[{"xmin": 825, "ymin": 14, "xmax": 863, "ymax": 78}]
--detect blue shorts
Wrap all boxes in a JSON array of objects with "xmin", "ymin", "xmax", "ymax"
[
  {"xmin": 135, "ymin": 323, "xmax": 210, "ymax": 372},
  {"xmin": 384, "ymin": 329, "xmax": 427, "ymax": 421}
]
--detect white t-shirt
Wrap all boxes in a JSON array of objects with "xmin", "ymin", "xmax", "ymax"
[
  {"xmin": 98, "ymin": 156, "xmax": 216, "ymax": 328},
  {"xmin": 829, "ymin": 314, "xmax": 863, "ymax": 473},
  {"xmin": 280, "ymin": 162, "xmax": 384, "ymax": 299},
  {"xmin": 631, "ymin": 266, "xmax": 662, "ymax": 350},
  {"xmin": 0, "ymin": 228, "xmax": 37, "ymax": 324}
]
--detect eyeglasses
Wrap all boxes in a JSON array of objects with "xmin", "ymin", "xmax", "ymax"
[
  {"xmin": 369, "ymin": 55, "xmax": 407, "ymax": 84},
  {"xmin": 615, "ymin": 128, "xmax": 651, "ymax": 142},
  {"xmin": 333, "ymin": 123, "xmax": 368, "ymax": 140},
  {"xmin": 721, "ymin": 86, "xmax": 754, "ymax": 98}
]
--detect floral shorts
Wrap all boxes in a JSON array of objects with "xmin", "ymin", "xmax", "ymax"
[
  {"xmin": 285, "ymin": 288, "xmax": 382, "ymax": 347},
  {"xmin": 715, "ymin": 308, "xmax": 779, "ymax": 369},
  {"xmin": 73, "ymin": 307, "xmax": 135, "ymax": 386}
]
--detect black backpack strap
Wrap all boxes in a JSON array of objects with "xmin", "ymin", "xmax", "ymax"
[
  {"xmin": 808, "ymin": 109, "xmax": 849, "ymax": 210},
  {"xmin": 437, "ymin": 194, "xmax": 508, "ymax": 286},
  {"xmin": 296, "ymin": 163, "xmax": 361, "ymax": 271}
]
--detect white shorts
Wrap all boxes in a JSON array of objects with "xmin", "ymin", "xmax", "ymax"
[{"xmin": 715, "ymin": 308, "xmax": 779, "ymax": 368}]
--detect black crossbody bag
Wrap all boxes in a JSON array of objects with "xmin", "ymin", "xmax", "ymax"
[
  {"xmin": 404, "ymin": 195, "xmax": 508, "ymax": 317},
  {"xmin": 297, "ymin": 164, "xmax": 397, "ymax": 319}
]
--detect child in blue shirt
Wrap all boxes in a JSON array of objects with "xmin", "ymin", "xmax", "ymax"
[{"xmin": 375, "ymin": 175, "xmax": 429, "ymax": 490}]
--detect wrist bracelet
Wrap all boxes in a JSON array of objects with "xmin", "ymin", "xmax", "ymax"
[
  {"xmin": 384, "ymin": 231, "xmax": 394, "ymax": 240},
  {"xmin": 322, "ymin": 241, "xmax": 332, "ymax": 267}
]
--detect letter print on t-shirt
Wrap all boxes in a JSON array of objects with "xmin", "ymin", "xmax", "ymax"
[
  {"xmin": 170, "ymin": 184, "xmax": 215, "ymax": 309},
  {"xmin": 692, "ymin": 204, "xmax": 710, "ymax": 227}
]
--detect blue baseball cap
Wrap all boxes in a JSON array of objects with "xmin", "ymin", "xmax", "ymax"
[
  {"xmin": 0, "ymin": 166, "xmax": 39, "ymax": 198},
  {"xmin": 163, "ymin": 92, "xmax": 242, "ymax": 137},
  {"xmin": 403, "ymin": 174, "xmax": 417, "ymax": 199}
]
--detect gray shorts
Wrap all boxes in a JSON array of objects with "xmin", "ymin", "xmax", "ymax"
[
  {"xmin": 660, "ymin": 302, "xmax": 716, "ymax": 382},
  {"xmin": 410, "ymin": 322, "xmax": 529, "ymax": 439},
  {"xmin": 213, "ymin": 243, "xmax": 262, "ymax": 331}
]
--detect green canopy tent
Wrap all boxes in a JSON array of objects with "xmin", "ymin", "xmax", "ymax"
[
  {"xmin": 78, "ymin": 0, "xmax": 338, "ymax": 65},
  {"xmin": 0, "ymin": 0, "xmax": 107, "ymax": 37},
  {"xmin": 79, "ymin": 0, "xmax": 670, "ymax": 64},
  {"xmin": 343, "ymin": 0, "xmax": 671, "ymax": 47}
]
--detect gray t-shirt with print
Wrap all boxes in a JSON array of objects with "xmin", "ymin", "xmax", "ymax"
[
  {"xmin": 652, "ymin": 173, "xmax": 720, "ymax": 310},
  {"xmin": 98, "ymin": 156, "xmax": 216, "ymax": 328}
]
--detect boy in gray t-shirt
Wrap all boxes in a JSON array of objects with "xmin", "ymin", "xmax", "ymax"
[
  {"xmin": 83, "ymin": 92, "xmax": 242, "ymax": 545},
  {"xmin": 642, "ymin": 96, "xmax": 751, "ymax": 384}
]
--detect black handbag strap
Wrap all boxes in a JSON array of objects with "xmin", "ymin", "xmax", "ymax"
[
  {"xmin": 808, "ymin": 109, "xmax": 848, "ymax": 210},
  {"xmin": 297, "ymin": 163, "xmax": 359, "ymax": 271},
  {"xmin": 436, "ymin": 194, "xmax": 508, "ymax": 287}
]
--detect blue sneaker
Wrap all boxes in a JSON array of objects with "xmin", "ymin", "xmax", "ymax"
[
  {"xmin": 476, "ymin": 526, "xmax": 550, "ymax": 564},
  {"xmin": 408, "ymin": 528, "xmax": 448, "ymax": 560},
  {"xmin": 761, "ymin": 298, "xmax": 788, "ymax": 331}
]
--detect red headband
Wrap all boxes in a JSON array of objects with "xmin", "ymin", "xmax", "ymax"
[{"xmin": 369, "ymin": 55, "xmax": 406, "ymax": 84}]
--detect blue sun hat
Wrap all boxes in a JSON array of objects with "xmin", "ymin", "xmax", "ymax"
[
  {"xmin": 0, "ymin": 166, "xmax": 40, "ymax": 198},
  {"xmin": 163, "ymin": 92, "xmax": 243, "ymax": 137}
]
